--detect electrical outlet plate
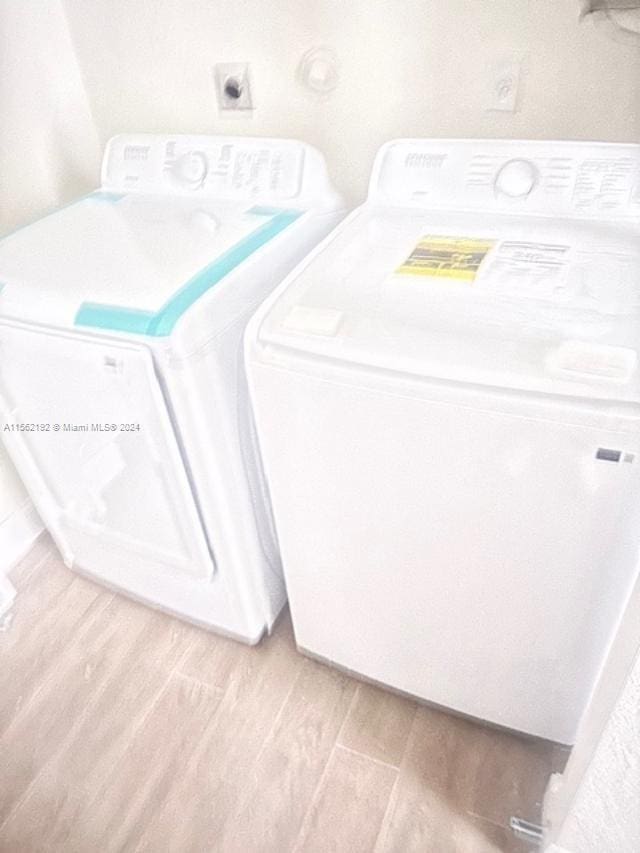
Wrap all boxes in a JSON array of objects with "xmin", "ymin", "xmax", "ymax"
[
  {"xmin": 214, "ymin": 63, "xmax": 253, "ymax": 111},
  {"xmin": 486, "ymin": 57, "xmax": 522, "ymax": 113}
]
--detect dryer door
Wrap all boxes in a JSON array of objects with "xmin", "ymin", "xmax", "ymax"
[{"xmin": 0, "ymin": 322, "xmax": 215, "ymax": 581}]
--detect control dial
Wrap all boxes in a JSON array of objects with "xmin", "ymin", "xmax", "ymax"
[
  {"xmin": 494, "ymin": 158, "xmax": 538, "ymax": 198},
  {"xmin": 172, "ymin": 151, "xmax": 208, "ymax": 189}
]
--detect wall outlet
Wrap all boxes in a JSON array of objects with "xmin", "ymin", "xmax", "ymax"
[
  {"xmin": 486, "ymin": 57, "xmax": 522, "ymax": 113},
  {"xmin": 214, "ymin": 63, "xmax": 253, "ymax": 111}
]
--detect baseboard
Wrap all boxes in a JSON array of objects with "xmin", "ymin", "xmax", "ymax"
[
  {"xmin": 0, "ymin": 573, "xmax": 16, "ymax": 619},
  {"xmin": 0, "ymin": 499, "xmax": 44, "ymax": 617},
  {"xmin": 0, "ymin": 498, "xmax": 44, "ymax": 576}
]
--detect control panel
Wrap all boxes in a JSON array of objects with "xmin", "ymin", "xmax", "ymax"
[
  {"xmin": 101, "ymin": 135, "xmax": 311, "ymax": 202},
  {"xmin": 369, "ymin": 139, "xmax": 640, "ymax": 221}
]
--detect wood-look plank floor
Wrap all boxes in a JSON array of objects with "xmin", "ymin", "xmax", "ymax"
[{"xmin": 0, "ymin": 537, "xmax": 565, "ymax": 853}]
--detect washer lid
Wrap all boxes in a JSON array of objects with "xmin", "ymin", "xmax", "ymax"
[
  {"xmin": 0, "ymin": 134, "xmax": 343, "ymax": 337},
  {"xmin": 0, "ymin": 193, "xmax": 301, "ymax": 335},
  {"xmin": 255, "ymin": 204, "xmax": 640, "ymax": 405}
]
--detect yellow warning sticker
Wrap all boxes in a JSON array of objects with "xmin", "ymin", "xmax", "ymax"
[{"xmin": 396, "ymin": 235, "xmax": 495, "ymax": 282}]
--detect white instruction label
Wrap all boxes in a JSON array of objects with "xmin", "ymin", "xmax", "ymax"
[
  {"xmin": 573, "ymin": 158, "xmax": 636, "ymax": 212},
  {"xmin": 209, "ymin": 145, "xmax": 303, "ymax": 198},
  {"xmin": 478, "ymin": 241, "xmax": 572, "ymax": 299}
]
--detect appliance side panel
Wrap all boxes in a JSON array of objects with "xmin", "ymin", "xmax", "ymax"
[
  {"xmin": 164, "ymin": 209, "xmax": 347, "ymax": 630},
  {"xmin": 250, "ymin": 364, "xmax": 640, "ymax": 743},
  {"xmin": 159, "ymin": 326, "xmax": 285, "ymax": 634},
  {"xmin": 0, "ymin": 323, "xmax": 215, "ymax": 582}
]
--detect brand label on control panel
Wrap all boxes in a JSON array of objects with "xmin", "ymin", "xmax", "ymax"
[{"xmin": 396, "ymin": 235, "xmax": 495, "ymax": 281}]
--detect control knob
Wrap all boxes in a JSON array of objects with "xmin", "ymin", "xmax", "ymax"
[
  {"xmin": 172, "ymin": 151, "xmax": 208, "ymax": 188},
  {"xmin": 494, "ymin": 158, "xmax": 538, "ymax": 198}
]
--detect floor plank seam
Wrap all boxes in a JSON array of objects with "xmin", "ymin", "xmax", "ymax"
[
  {"xmin": 201, "ymin": 662, "xmax": 307, "ymax": 850},
  {"xmin": 334, "ymin": 682, "xmax": 361, "ymax": 747},
  {"xmin": 334, "ymin": 742, "xmax": 402, "ymax": 773},
  {"xmin": 290, "ymin": 686, "xmax": 364, "ymax": 853},
  {"xmin": 290, "ymin": 747, "xmax": 337, "ymax": 853},
  {"xmin": 249, "ymin": 660, "xmax": 304, "ymax": 771},
  {"xmin": 151, "ymin": 638, "xmax": 305, "ymax": 827},
  {"xmin": 0, "ymin": 590, "xmax": 162, "ymax": 837},
  {"xmin": 122, "ymin": 656, "xmax": 191, "ymax": 748},
  {"xmin": 372, "ymin": 762, "xmax": 402, "ymax": 853},
  {"xmin": 169, "ymin": 667, "xmax": 224, "ymax": 698},
  {"xmin": 369, "ymin": 698, "xmax": 426, "ymax": 852},
  {"xmin": 99, "ymin": 637, "xmax": 206, "ymax": 849},
  {"xmin": 26, "ymin": 552, "xmax": 78, "ymax": 610},
  {"xmin": 0, "ymin": 587, "xmax": 117, "ymax": 743},
  {"xmin": 8, "ymin": 537, "xmax": 52, "ymax": 586},
  {"xmin": 6, "ymin": 551, "xmax": 72, "ymax": 626}
]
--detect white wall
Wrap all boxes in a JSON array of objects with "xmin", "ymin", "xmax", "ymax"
[
  {"xmin": 0, "ymin": 0, "xmax": 100, "ymax": 232},
  {"xmin": 61, "ymin": 0, "xmax": 640, "ymax": 204},
  {"xmin": 547, "ymin": 649, "xmax": 640, "ymax": 853},
  {"xmin": 0, "ymin": 0, "xmax": 100, "ymax": 533},
  {"xmin": 544, "ymin": 572, "xmax": 640, "ymax": 853}
]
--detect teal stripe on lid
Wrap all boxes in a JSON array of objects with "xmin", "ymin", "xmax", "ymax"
[
  {"xmin": 72, "ymin": 304, "xmax": 156, "ymax": 335},
  {"xmin": 74, "ymin": 206, "xmax": 302, "ymax": 337}
]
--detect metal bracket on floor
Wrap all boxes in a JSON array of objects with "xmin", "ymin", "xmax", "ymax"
[{"xmin": 510, "ymin": 816, "xmax": 544, "ymax": 845}]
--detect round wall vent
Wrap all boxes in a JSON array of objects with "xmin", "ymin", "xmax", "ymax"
[{"xmin": 580, "ymin": 1, "xmax": 640, "ymax": 42}]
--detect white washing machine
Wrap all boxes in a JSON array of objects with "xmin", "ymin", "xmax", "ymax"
[
  {"xmin": 246, "ymin": 139, "xmax": 640, "ymax": 741},
  {"xmin": 0, "ymin": 133, "xmax": 344, "ymax": 643}
]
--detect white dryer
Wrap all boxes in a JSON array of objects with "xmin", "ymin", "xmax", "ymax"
[
  {"xmin": 246, "ymin": 139, "xmax": 640, "ymax": 741},
  {"xmin": 0, "ymin": 134, "xmax": 344, "ymax": 642}
]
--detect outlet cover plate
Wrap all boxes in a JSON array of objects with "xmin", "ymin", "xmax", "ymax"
[{"xmin": 486, "ymin": 57, "xmax": 522, "ymax": 113}]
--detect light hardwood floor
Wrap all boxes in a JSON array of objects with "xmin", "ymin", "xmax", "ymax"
[{"xmin": 0, "ymin": 537, "xmax": 565, "ymax": 853}]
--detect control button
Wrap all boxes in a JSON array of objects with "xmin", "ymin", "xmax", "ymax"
[
  {"xmin": 494, "ymin": 159, "xmax": 538, "ymax": 198},
  {"xmin": 192, "ymin": 210, "xmax": 220, "ymax": 232},
  {"xmin": 172, "ymin": 151, "xmax": 208, "ymax": 188}
]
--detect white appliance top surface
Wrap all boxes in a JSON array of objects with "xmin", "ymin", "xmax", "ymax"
[
  {"xmin": 257, "ymin": 141, "xmax": 640, "ymax": 405},
  {"xmin": 0, "ymin": 194, "xmax": 287, "ymax": 328},
  {"xmin": 0, "ymin": 134, "xmax": 340, "ymax": 336}
]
